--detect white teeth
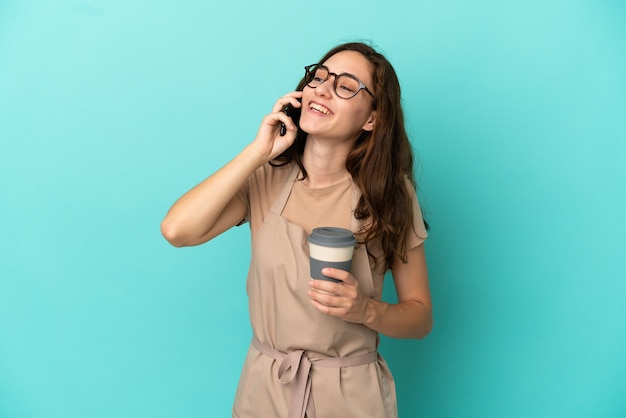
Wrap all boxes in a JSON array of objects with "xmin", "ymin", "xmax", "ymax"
[{"xmin": 310, "ymin": 103, "xmax": 331, "ymax": 115}]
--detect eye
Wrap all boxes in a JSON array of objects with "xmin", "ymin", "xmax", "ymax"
[
  {"xmin": 337, "ymin": 77, "xmax": 358, "ymax": 93},
  {"xmin": 314, "ymin": 69, "xmax": 328, "ymax": 81}
]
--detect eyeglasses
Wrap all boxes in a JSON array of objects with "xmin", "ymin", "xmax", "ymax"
[{"xmin": 304, "ymin": 64, "xmax": 375, "ymax": 100}]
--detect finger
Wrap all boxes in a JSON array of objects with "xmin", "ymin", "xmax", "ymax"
[
  {"xmin": 310, "ymin": 298, "xmax": 332, "ymax": 315},
  {"xmin": 311, "ymin": 299, "xmax": 345, "ymax": 313},
  {"xmin": 321, "ymin": 268, "xmax": 352, "ymax": 284},
  {"xmin": 308, "ymin": 284, "xmax": 346, "ymax": 304},
  {"xmin": 271, "ymin": 91, "xmax": 304, "ymax": 113},
  {"xmin": 309, "ymin": 279, "xmax": 342, "ymax": 295},
  {"xmin": 310, "ymin": 299, "xmax": 354, "ymax": 320},
  {"xmin": 262, "ymin": 111, "xmax": 296, "ymax": 134},
  {"xmin": 276, "ymin": 112, "xmax": 298, "ymax": 136}
]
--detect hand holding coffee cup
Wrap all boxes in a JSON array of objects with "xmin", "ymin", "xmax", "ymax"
[{"xmin": 307, "ymin": 227, "xmax": 357, "ymax": 283}]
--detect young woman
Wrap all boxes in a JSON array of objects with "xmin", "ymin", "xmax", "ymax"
[{"xmin": 161, "ymin": 42, "xmax": 432, "ymax": 418}]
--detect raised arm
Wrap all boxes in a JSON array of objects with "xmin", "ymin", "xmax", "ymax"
[{"xmin": 161, "ymin": 92, "xmax": 303, "ymax": 247}]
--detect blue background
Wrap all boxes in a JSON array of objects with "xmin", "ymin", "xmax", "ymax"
[{"xmin": 1, "ymin": 1, "xmax": 625, "ymax": 417}]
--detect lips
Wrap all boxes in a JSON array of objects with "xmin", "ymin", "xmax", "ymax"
[{"xmin": 309, "ymin": 102, "xmax": 333, "ymax": 115}]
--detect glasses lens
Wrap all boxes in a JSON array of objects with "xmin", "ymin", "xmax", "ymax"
[
  {"xmin": 306, "ymin": 65, "xmax": 328, "ymax": 87},
  {"xmin": 335, "ymin": 75, "xmax": 362, "ymax": 99}
]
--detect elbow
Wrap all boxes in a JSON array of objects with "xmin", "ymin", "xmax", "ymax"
[
  {"xmin": 415, "ymin": 316, "xmax": 433, "ymax": 340},
  {"xmin": 160, "ymin": 218, "xmax": 186, "ymax": 247},
  {"xmin": 414, "ymin": 305, "xmax": 434, "ymax": 340}
]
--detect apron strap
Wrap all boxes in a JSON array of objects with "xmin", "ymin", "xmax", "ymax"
[
  {"xmin": 268, "ymin": 164, "xmax": 300, "ymax": 216},
  {"xmin": 350, "ymin": 181, "xmax": 362, "ymax": 233}
]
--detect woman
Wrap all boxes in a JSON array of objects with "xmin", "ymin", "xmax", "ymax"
[{"xmin": 161, "ymin": 42, "xmax": 432, "ymax": 418}]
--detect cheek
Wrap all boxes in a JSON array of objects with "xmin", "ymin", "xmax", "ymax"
[{"xmin": 345, "ymin": 105, "xmax": 373, "ymax": 129}]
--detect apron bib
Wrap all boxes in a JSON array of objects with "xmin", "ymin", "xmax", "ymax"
[{"xmin": 233, "ymin": 164, "xmax": 398, "ymax": 418}]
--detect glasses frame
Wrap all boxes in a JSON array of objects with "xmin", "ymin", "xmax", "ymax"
[{"xmin": 304, "ymin": 64, "xmax": 375, "ymax": 100}]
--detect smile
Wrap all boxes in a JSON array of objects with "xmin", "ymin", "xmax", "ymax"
[{"xmin": 310, "ymin": 102, "xmax": 332, "ymax": 115}]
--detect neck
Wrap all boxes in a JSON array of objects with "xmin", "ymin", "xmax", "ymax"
[{"xmin": 301, "ymin": 136, "xmax": 353, "ymax": 188}]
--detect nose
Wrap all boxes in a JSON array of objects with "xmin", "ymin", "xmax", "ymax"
[{"xmin": 314, "ymin": 75, "xmax": 334, "ymax": 98}]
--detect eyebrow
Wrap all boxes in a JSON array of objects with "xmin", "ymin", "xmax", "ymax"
[{"xmin": 322, "ymin": 64, "xmax": 367, "ymax": 82}]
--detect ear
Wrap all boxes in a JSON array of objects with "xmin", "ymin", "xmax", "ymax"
[{"xmin": 361, "ymin": 110, "xmax": 377, "ymax": 132}]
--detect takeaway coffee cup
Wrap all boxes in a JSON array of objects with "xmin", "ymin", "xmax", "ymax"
[{"xmin": 307, "ymin": 227, "xmax": 357, "ymax": 283}]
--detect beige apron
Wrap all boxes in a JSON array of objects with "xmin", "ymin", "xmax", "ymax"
[{"xmin": 232, "ymin": 165, "xmax": 398, "ymax": 418}]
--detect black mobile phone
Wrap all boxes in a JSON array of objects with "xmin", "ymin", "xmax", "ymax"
[{"xmin": 279, "ymin": 99, "xmax": 302, "ymax": 136}]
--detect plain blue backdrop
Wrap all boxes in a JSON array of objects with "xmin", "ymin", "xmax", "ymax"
[{"xmin": 1, "ymin": 1, "xmax": 625, "ymax": 417}]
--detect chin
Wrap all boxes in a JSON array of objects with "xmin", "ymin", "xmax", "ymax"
[{"xmin": 297, "ymin": 119, "xmax": 314, "ymax": 135}]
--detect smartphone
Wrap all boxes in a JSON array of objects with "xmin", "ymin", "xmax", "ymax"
[{"xmin": 279, "ymin": 99, "xmax": 302, "ymax": 136}]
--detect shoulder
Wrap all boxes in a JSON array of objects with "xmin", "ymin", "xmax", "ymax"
[
  {"xmin": 247, "ymin": 162, "xmax": 295, "ymax": 197},
  {"xmin": 246, "ymin": 162, "xmax": 295, "ymax": 217},
  {"xmin": 238, "ymin": 162, "xmax": 296, "ymax": 235},
  {"xmin": 235, "ymin": 161, "xmax": 295, "ymax": 213}
]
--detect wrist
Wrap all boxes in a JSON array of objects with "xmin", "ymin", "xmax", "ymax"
[
  {"xmin": 242, "ymin": 143, "xmax": 270, "ymax": 166},
  {"xmin": 362, "ymin": 298, "xmax": 386, "ymax": 330}
]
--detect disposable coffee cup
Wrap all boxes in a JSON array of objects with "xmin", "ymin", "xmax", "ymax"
[{"xmin": 307, "ymin": 227, "xmax": 357, "ymax": 283}]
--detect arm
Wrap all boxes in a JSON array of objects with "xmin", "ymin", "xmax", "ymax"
[
  {"xmin": 161, "ymin": 92, "xmax": 303, "ymax": 247},
  {"xmin": 308, "ymin": 244, "xmax": 433, "ymax": 339},
  {"xmin": 160, "ymin": 146, "xmax": 261, "ymax": 247}
]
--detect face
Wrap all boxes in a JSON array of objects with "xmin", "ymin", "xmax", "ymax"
[{"xmin": 298, "ymin": 50, "xmax": 377, "ymax": 142}]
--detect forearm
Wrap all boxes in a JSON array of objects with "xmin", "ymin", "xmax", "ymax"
[
  {"xmin": 161, "ymin": 144, "xmax": 265, "ymax": 246},
  {"xmin": 363, "ymin": 298, "xmax": 433, "ymax": 339},
  {"xmin": 309, "ymin": 245, "xmax": 433, "ymax": 339}
]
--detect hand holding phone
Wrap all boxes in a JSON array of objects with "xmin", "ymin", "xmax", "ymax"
[{"xmin": 279, "ymin": 99, "xmax": 302, "ymax": 136}]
